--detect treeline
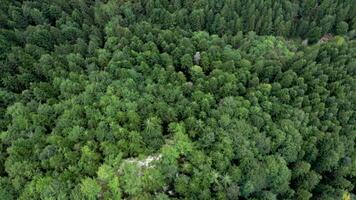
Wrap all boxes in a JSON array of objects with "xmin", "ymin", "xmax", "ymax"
[
  {"xmin": 0, "ymin": 0, "xmax": 355, "ymax": 199},
  {"xmin": 1, "ymin": 0, "xmax": 356, "ymax": 52}
]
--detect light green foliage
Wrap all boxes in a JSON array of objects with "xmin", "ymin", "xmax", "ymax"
[
  {"xmin": 120, "ymin": 163, "xmax": 143, "ymax": 196},
  {"xmin": 97, "ymin": 164, "xmax": 121, "ymax": 199},
  {"xmin": 247, "ymin": 36, "xmax": 294, "ymax": 59},
  {"xmin": 80, "ymin": 178, "xmax": 101, "ymax": 200}
]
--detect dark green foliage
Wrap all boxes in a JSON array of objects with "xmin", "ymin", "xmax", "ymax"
[{"xmin": 0, "ymin": 0, "xmax": 355, "ymax": 199}]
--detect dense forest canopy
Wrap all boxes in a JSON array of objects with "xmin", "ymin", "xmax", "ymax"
[{"xmin": 0, "ymin": 0, "xmax": 355, "ymax": 199}]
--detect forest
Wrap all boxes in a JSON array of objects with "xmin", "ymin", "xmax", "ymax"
[{"xmin": 0, "ymin": 0, "xmax": 355, "ymax": 199}]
